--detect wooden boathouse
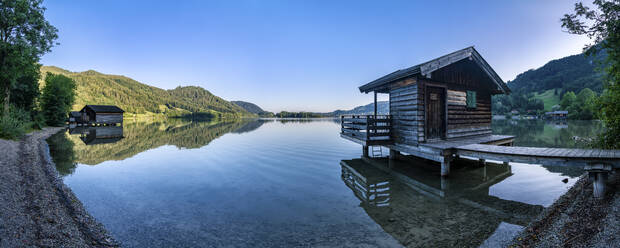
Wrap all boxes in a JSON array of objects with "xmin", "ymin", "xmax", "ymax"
[
  {"xmin": 72, "ymin": 105, "xmax": 124, "ymax": 126},
  {"xmin": 341, "ymin": 47, "xmax": 620, "ymax": 197},
  {"xmin": 341, "ymin": 47, "xmax": 514, "ymax": 176}
]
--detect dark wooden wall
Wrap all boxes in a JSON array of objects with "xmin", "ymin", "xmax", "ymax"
[
  {"xmin": 95, "ymin": 113, "xmax": 123, "ymax": 124},
  {"xmin": 445, "ymin": 89, "xmax": 492, "ymax": 139},
  {"xmin": 82, "ymin": 108, "xmax": 95, "ymax": 122},
  {"xmin": 389, "ymin": 78, "xmax": 423, "ymax": 145}
]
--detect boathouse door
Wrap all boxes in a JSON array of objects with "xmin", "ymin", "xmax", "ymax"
[{"xmin": 426, "ymin": 86, "xmax": 445, "ymax": 140}]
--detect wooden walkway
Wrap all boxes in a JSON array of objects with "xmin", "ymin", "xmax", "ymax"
[
  {"xmin": 456, "ymin": 144, "xmax": 620, "ymax": 168},
  {"xmin": 455, "ymin": 143, "xmax": 620, "ymax": 198}
]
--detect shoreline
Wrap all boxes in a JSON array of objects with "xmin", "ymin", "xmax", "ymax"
[
  {"xmin": 0, "ymin": 127, "xmax": 118, "ymax": 247},
  {"xmin": 511, "ymin": 171, "xmax": 619, "ymax": 247}
]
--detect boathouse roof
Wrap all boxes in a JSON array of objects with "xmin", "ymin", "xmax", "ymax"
[
  {"xmin": 358, "ymin": 46, "xmax": 510, "ymax": 94},
  {"xmin": 81, "ymin": 105, "xmax": 125, "ymax": 113}
]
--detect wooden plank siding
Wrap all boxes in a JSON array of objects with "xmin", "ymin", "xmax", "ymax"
[
  {"xmin": 389, "ymin": 82, "xmax": 423, "ymax": 145},
  {"xmin": 95, "ymin": 113, "xmax": 123, "ymax": 124},
  {"xmin": 446, "ymin": 89, "xmax": 492, "ymax": 139},
  {"xmin": 388, "ymin": 81, "xmax": 493, "ymax": 143}
]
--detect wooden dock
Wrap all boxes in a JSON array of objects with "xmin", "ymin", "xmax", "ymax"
[
  {"xmin": 456, "ymin": 144, "xmax": 620, "ymax": 167},
  {"xmin": 342, "ymin": 118, "xmax": 620, "ymax": 198},
  {"xmin": 454, "ymin": 143, "xmax": 620, "ymax": 198}
]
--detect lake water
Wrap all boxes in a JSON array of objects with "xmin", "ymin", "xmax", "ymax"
[{"xmin": 47, "ymin": 119, "xmax": 602, "ymax": 247}]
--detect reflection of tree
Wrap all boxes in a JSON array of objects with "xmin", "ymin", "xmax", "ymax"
[
  {"xmin": 65, "ymin": 119, "xmax": 262, "ymax": 165},
  {"xmin": 232, "ymin": 119, "xmax": 270, "ymax": 133},
  {"xmin": 47, "ymin": 131, "xmax": 77, "ymax": 176},
  {"xmin": 492, "ymin": 120, "xmax": 603, "ymax": 148},
  {"xmin": 274, "ymin": 118, "xmax": 339, "ymax": 124},
  {"xmin": 541, "ymin": 165, "xmax": 584, "ymax": 178}
]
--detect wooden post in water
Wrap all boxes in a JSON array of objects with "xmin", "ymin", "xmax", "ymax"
[
  {"xmin": 441, "ymin": 177, "xmax": 450, "ymax": 190},
  {"xmin": 389, "ymin": 149, "xmax": 399, "ymax": 160},
  {"xmin": 585, "ymin": 163, "xmax": 612, "ymax": 198},
  {"xmin": 362, "ymin": 145, "xmax": 369, "ymax": 157},
  {"xmin": 441, "ymin": 155, "xmax": 451, "ymax": 177},
  {"xmin": 591, "ymin": 172, "xmax": 607, "ymax": 198}
]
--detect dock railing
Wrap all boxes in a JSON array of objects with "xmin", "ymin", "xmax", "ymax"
[{"xmin": 341, "ymin": 115, "xmax": 392, "ymax": 144}]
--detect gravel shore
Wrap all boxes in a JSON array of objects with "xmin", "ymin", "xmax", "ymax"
[
  {"xmin": 0, "ymin": 127, "xmax": 119, "ymax": 247},
  {"xmin": 511, "ymin": 171, "xmax": 619, "ymax": 248}
]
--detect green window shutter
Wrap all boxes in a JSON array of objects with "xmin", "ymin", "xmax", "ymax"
[{"xmin": 467, "ymin": 91, "xmax": 477, "ymax": 108}]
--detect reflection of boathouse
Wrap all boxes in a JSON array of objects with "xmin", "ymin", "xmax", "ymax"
[
  {"xmin": 340, "ymin": 157, "xmax": 543, "ymax": 247},
  {"xmin": 69, "ymin": 126, "xmax": 124, "ymax": 145}
]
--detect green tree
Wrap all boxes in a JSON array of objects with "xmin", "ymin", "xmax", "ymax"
[
  {"xmin": 9, "ymin": 63, "xmax": 41, "ymax": 111},
  {"xmin": 578, "ymin": 88, "xmax": 598, "ymax": 117},
  {"xmin": 568, "ymin": 88, "xmax": 598, "ymax": 119},
  {"xmin": 560, "ymin": 91, "xmax": 577, "ymax": 109},
  {"xmin": 40, "ymin": 73, "xmax": 76, "ymax": 126},
  {"xmin": 562, "ymin": 0, "xmax": 620, "ymax": 148},
  {"xmin": 0, "ymin": 0, "xmax": 58, "ymax": 115}
]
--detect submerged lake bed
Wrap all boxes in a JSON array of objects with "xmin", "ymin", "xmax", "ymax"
[{"xmin": 47, "ymin": 119, "xmax": 602, "ymax": 247}]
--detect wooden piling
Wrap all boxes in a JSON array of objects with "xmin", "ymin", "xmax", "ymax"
[
  {"xmin": 441, "ymin": 177, "xmax": 450, "ymax": 190},
  {"xmin": 585, "ymin": 163, "xmax": 613, "ymax": 198},
  {"xmin": 592, "ymin": 172, "xmax": 607, "ymax": 198},
  {"xmin": 441, "ymin": 155, "xmax": 451, "ymax": 177},
  {"xmin": 389, "ymin": 149, "xmax": 399, "ymax": 160}
]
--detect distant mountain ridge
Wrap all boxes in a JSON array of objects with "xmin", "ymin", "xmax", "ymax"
[
  {"xmin": 325, "ymin": 101, "xmax": 389, "ymax": 116},
  {"xmin": 40, "ymin": 66, "xmax": 254, "ymax": 118},
  {"xmin": 231, "ymin": 101, "xmax": 275, "ymax": 117}
]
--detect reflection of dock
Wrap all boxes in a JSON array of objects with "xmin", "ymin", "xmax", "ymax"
[
  {"xmin": 69, "ymin": 126, "xmax": 124, "ymax": 145},
  {"xmin": 341, "ymin": 160, "xmax": 391, "ymax": 208},
  {"xmin": 340, "ymin": 158, "xmax": 544, "ymax": 247}
]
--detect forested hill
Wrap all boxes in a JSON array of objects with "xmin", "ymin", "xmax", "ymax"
[
  {"xmin": 493, "ymin": 50, "xmax": 607, "ymax": 115},
  {"xmin": 231, "ymin": 101, "xmax": 275, "ymax": 117},
  {"xmin": 508, "ymin": 51, "xmax": 606, "ymax": 94},
  {"xmin": 40, "ymin": 66, "xmax": 253, "ymax": 118}
]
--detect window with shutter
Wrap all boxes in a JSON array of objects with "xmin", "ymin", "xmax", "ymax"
[{"xmin": 467, "ymin": 91, "xmax": 477, "ymax": 108}]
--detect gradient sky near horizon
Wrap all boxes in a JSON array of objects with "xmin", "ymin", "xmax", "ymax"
[{"xmin": 41, "ymin": 0, "xmax": 591, "ymax": 112}]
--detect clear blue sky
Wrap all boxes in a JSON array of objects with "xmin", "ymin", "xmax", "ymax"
[{"xmin": 41, "ymin": 0, "xmax": 590, "ymax": 112}]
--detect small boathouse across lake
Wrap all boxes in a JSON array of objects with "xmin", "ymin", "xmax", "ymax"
[
  {"xmin": 71, "ymin": 105, "xmax": 125, "ymax": 126},
  {"xmin": 341, "ymin": 47, "xmax": 620, "ymax": 197}
]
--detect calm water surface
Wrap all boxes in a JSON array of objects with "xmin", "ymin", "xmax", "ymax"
[{"xmin": 47, "ymin": 119, "xmax": 601, "ymax": 247}]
